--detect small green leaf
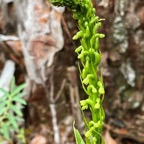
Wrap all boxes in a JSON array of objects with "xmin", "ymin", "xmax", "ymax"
[
  {"xmin": 12, "ymin": 97, "xmax": 26, "ymax": 105},
  {"xmin": 14, "ymin": 92, "xmax": 26, "ymax": 99},
  {"xmin": 0, "ymin": 88, "xmax": 9, "ymax": 97},
  {"xmin": 10, "ymin": 77, "xmax": 16, "ymax": 92},
  {"xmin": 15, "ymin": 116, "xmax": 24, "ymax": 123},
  {"xmin": 0, "ymin": 107, "xmax": 7, "ymax": 115},
  {"xmin": 0, "ymin": 95, "xmax": 8, "ymax": 103},
  {"xmin": 73, "ymin": 123, "xmax": 85, "ymax": 144},
  {"xmin": 11, "ymin": 83, "xmax": 26, "ymax": 97},
  {"xmin": 11, "ymin": 105, "xmax": 23, "ymax": 117},
  {"xmin": 0, "ymin": 100, "xmax": 7, "ymax": 110},
  {"xmin": 1, "ymin": 124, "xmax": 10, "ymax": 140},
  {"xmin": 16, "ymin": 128, "xmax": 26, "ymax": 143},
  {"xmin": 7, "ymin": 114, "xmax": 18, "ymax": 131},
  {"xmin": 101, "ymin": 136, "xmax": 105, "ymax": 144}
]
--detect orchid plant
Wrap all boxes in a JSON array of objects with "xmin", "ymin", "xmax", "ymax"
[{"xmin": 50, "ymin": 0, "xmax": 105, "ymax": 143}]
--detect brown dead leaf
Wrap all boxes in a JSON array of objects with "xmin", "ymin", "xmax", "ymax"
[
  {"xmin": 30, "ymin": 135, "xmax": 47, "ymax": 144},
  {"xmin": 118, "ymin": 128, "xmax": 128, "ymax": 135},
  {"xmin": 6, "ymin": 40, "xmax": 22, "ymax": 55},
  {"xmin": 104, "ymin": 130, "xmax": 118, "ymax": 144},
  {"xmin": 16, "ymin": 0, "xmax": 64, "ymax": 84}
]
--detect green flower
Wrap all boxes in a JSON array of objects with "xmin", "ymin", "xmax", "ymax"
[{"xmin": 50, "ymin": 0, "xmax": 105, "ymax": 143}]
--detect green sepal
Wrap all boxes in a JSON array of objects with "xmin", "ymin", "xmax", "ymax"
[
  {"xmin": 73, "ymin": 31, "xmax": 83, "ymax": 40},
  {"xmin": 75, "ymin": 45, "xmax": 83, "ymax": 53}
]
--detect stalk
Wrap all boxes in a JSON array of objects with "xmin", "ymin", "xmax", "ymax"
[{"xmin": 50, "ymin": 0, "xmax": 105, "ymax": 143}]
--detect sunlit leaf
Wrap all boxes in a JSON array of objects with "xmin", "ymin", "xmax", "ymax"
[
  {"xmin": 14, "ymin": 92, "xmax": 26, "ymax": 99},
  {"xmin": 11, "ymin": 105, "xmax": 23, "ymax": 117},
  {"xmin": 11, "ymin": 83, "xmax": 26, "ymax": 97},
  {"xmin": 12, "ymin": 97, "xmax": 26, "ymax": 105},
  {"xmin": 101, "ymin": 136, "xmax": 105, "ymax": 144},
  {"xmin": 73, "ymin": 124, "xmax": 85, "ymax": 144},
  {"xmin": 0, "ymin": 107, "xmax": 7, "ymax": 116},
  {"xmin": 0, "ymin": 100, "xmax": 7, "ymax": 110},
  {"xmin": 1, "ymin": 124, "xmax": 10, "ymax": 140},
  {"xmin": 0, "ymin": 95, "xmax": 8, "ymax": 103},
  {"xmin": 15, "ymin": 116, "xmax": 24, "ymax": 123},
  {"xmin": 7, "ymin": 114, "xmax": 18, "ymax": 131},
  {"xmin": 0, "ymin": 88, "xmax": 9, "ymax": 97},
  {"xmin": 10, "ymin": 77, "xmax": 16, "ymax": 93}
]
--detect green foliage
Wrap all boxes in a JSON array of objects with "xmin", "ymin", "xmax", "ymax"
[
  {"xmin": 73, "ymin": 123, "xmax": 85, "ymax": 144},
  {"xmin": 0, "ymin": 78, "xmax": 26, "ymax": 141},
  {"xmin": 50, "ymin": 0, "xmax": 105, "ymax": 143},
  {"xmin": 50, "ymin": 0, "xmax": 81, "ymax": 11}
]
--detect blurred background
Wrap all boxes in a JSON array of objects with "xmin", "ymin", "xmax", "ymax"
[{"xmin": 0, "ymin": 0, "xmax": 144, "ymax": 143}]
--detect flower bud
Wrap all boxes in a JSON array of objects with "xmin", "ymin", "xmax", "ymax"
[
  {"xmin": 93, "ymin": 52, "xmax": 101, "ymax": 66},
  {"xmin": 98, "ymin": 87, "xmax": 105, "ymax": 95},
  {"xmin": 75, "ymin": 45, "xmax": 83, "ymax": 53},
  {"xmin": 94, "ymin": 103, "xmax": 100, "ymax": 109},
  {"xmin": 97, "ymin": 81, "xmax": 103, "ymax": 87},
  {"xmin": 85, "ymin": 130, "xmax": 92, "ymax": 138},
  {"xmin": 93, "ymin": 22, "xmax": 102, "ymax": 34},
  {"xmin": 82, "ymin": 74, "xmax": 95, "ymax": 85},
  {"xmin": 80, "ymin": 100, "xmax": 88, "ymax": 110},
  {"xmin": 87, "ymin": 85, "xmax": 97, "ymax": 94},
  {"xmin": 99, "ymin": 34, "xmax": 105, "ymax": 38},
  {"xmin": 92, "ymin": 137, "xmax": 97, "ymax": 143},
  {"xmin": 78, "ymin": 51, "xmax": 89, "ymax": 62},
  {"xmin": 73, "ymin": 31, "xmax": 83, "ymax": 40}
]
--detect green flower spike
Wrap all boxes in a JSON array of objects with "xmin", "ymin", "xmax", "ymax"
[{"xmin": 50, "ymin": 0, "xmax": 105, "ymax": 143}]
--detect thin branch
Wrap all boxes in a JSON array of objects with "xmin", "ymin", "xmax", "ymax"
[{"xmin": 55, "ymin": 78, "xmax": 66, "ymax": 102}]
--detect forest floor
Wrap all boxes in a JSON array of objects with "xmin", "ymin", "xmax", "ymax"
[{"xmin": 0, "ymin": 0, "xmax": 144, "ymax": 144}]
